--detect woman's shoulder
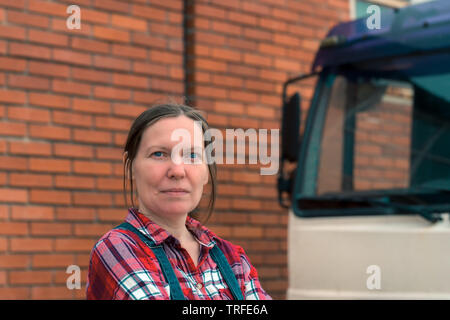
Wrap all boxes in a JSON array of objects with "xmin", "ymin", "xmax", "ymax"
[{"xmin": 91, "ymin": 224, "xmax": 144, "ymax": 254}]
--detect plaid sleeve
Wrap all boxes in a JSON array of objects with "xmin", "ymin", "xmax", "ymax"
[
  {"xmin": 86, "ymin": 230, "xmax": 170, "ymax": 300},
  {"xmin": 235, "ymin": 245, "xmax": 272, "ymax": 300}
]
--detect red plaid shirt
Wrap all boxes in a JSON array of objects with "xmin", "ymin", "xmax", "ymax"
[{"xmin": 86, "ymin": 208, "xmax": 272, "ymax": 300}]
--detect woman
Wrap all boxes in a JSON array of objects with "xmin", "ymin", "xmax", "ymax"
[{"xmin": 86, "ymin": 103, "xmax": 271, "ymax": 300}]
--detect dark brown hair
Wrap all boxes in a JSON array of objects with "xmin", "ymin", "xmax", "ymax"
[{"xmin": 123, "ymin": 103, "xmax": 217, "ymax": 224}]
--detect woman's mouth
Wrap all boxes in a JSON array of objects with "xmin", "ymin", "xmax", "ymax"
[{"xmin": 161, "ymin": 189, "xmax": 189, "ymax": 196}]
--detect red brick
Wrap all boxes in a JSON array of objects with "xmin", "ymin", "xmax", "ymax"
[
  {"xmin": 55, "ymin": 238, "xmax": 96, "ymax": 252},
  {"xmin": 52, "ymin": 80, "xmax": 91, "ymax": 96},
  {"xmin": 11, "ymin": 205, "xmax": 54, "ymax": 221},
  {"xmin": 111, "ymin": 14, "xmax": 147, "ymax": 31},
  {"xmin": 131, "ymin": 33, "xmax": 167, "ymax": 49},
  {"xmin": 10, "ymin": 43, "xmax": 51, "ymax": 60},
  {"xmin": 72, "ymin": 98, "xmax": 111, "ymax": 115},
  {"xmin": 95, "ymin": 146, "xmax": 123, "ymax": 161},
  {"xmin": 30, "ymin": 190, "xmax": 71, "ymax": 205},
  {"xmin": 113, "ymin": 73, "xmax": 148, "ymax": 89},
  {"xmin": 96, "ymin": 177, "xmax": 123, "ymax": 191},
  {"xmin": 29, "ymin": 124, "xmax": 71, "ymax": 141},
  {"xmin": 243, "ymin": 53, "xmax": 272, "ymax": 67},
  {"xmin": 31, "ymin": 286, "xmax": 73, "ymax": 300},
  {"xmin": 8, "ymin": 107, "xmax": 48, "ymax": 123},
  {"xmin": 29, "ymin": 93, "xmax": 70, "ymax": 109},
  {"xmin": 132, "ymin": 61, "xmax": 168, "ymax": 76},
  {"xmin": 73, "ymin": 192, "xmax": 112, "ymax": 206},
  {"xmin": 210, "ymin": 47, "xmax": 241, "ymax": 62},
  {"xmin": 97, "ymin": 208, "xmax": 126, "ymax": 222},
  {"xmin": 0, "ymin": 122, "xmax": 27, "ymax": 136},
  {"xmin": 0, "ymin": 222, "xmax": 28, "ymax": 235},
  {"xmin": 9, "ymin": 173, "xmax": 53, "ymax": 188},
  {"xmin": 192, "ymin": 58, "xmax": 227, "ymax": 72},
  {"xmin": 0, "ymin": 0, "xmax": 26, "ymax": 10},
  {"xmin": 31, "ymin": 222, "xmax": 72, "ymax": 236},
  {"xmin": 55, "ymin": 175, "xmax": 95, "ymax": 189},
  {"xmin": 112, "ymin": 103, "xmax": 147, "ymax": 119},
  {"xmin": 56, "ymin": 207, "xmax": 95, "ymax": 221},
  {"xmin": 74, "ymin": 223, "xmax": 113, "ymax": 236},
  {"xmin": 0, "ymin": 254, "xmax": 30, "ymax": 269},
  {"xmin": 52, "ymin": 110, "xmax": 93, "ymax": 128},
  {"xmin": 28, "ymin": 61, "xmax": 70, "ymax": 78},
  {"xmin": 73, "ymin": 160, "xmax": 112, "ymax": 176},
  {"xmin": 0, "ymin": 288, "xmax": 30, "ymax": 300},
  {"xmin": 71, "ymin": 37, "xmax": 110, "ymax": 54},
  {"xmin": 7, "ymin": 10, "xmax": 49, "ymax": 28},
  {"xmin": 132, "ymin": 5, "xmax": 166, "ymax": 21},
  {"xmin": 0, "ymin": 25, "xmax": 26, "ymax": 40},
  {"xmin": 73, "ymin": 129, "xmax": 111, "ymax": 144},
  {"xmin": 112, "ymin": 44, "xmax": 147, "ymax": 60},
  {"xmin": 0, "ymin": 188, "xmax": 27, "ymax": 202},
  {"xmin": 80, "ymin": 8, "xmax": 109, "ymax": 25},
  {"xmin": 28, "ymin": 29, "xmax": 68, "ymax": 46},
  {"xmin": 94, "ymin": 86, "xmax": 132, "ymax": 101},
  {"xmin": 10, "ymin": 238, "xmax": 53, "ymax": 252},
  {"xmin": 10, "ymin": 271, "xmax": 52, "ymax": 284},
  {"xmin": 72, "ymin": 68, "xmax": 111, "ymax": 84},
  {"xmin": 94, "ymin": 115, "xmax": 132, "ymax": 131},
  {"xmin": 150, "ymin": 78, "xmax": 183, "ymax": 93},
  {"xmin": 0, "ymin": 89, "xmax": 26, "ymax": 104},
  {"xmin": 53, "ymin": 143, "xmax": 94, "ymax": 159},
  {"xmin": 94, "ymin": 26, "xmax": 130, "ymax": 43},
  {"xmin": 28, "ymin": 0, "xmax": 67, "ymax": 17},
  {"xmin": 9, "ymin": 141, "xmax": 52, "ymax": 156},
  {"xmin": 32, "ymin": 254, "xmax": 74, "ymax": 268},
  {"xmin": 232, "ymin": 226, "xmax": 264, "ymax": 238},
  {"xmin": 149, "ymin": 50, "xmax": 182, "ymax": 65},
  {"xmin": 0, "ymin": 57, "xmax": 26, "ymax": 71},
  {"xmin": 149, "ymin": 23, "xmax": 182, "ymax": 37},
  {"xmin": 29, "ymin": 158, "xmax": 71, "ymax": 173},
  {"xmin": 93, "ymin": 55, "xmax": 131, "ymax": 72},
  {"xmin": 8, "ymin": 74, "xmax": 50, "ymax": 90},
  {"xmin": 52, "ymin": 49, "xmax": 91, "ymax": 66}
]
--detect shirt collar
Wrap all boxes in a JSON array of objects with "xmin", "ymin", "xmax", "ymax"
[{"xmin": 125, "ymin": 207, "xmax": 217, "ymax": 248}]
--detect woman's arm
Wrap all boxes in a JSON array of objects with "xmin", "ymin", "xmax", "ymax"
[
  {"xmin": 236, "ymin": 246, "xmax": 273, "ymax": 300},
  {"xmin": 86, "ymin": 231, "xmax": 170, "ymax": 300}
]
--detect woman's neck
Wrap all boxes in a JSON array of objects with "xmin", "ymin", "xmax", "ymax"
[{"xmin": 138, "ymin": 206, "xmax": 192, "ymax": 243}]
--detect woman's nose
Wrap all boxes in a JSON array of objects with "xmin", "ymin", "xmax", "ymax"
[{"xmin": 167, "ymin": 160, "xmax": 186, "ymax": 179}]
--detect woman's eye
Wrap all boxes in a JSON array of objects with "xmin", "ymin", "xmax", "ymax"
[{"xmin": 151, "ymin": 151, "xmax": 165, "ymax": 158}]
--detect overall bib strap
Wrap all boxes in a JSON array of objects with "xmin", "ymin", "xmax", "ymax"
[
  {"xmin": 210, "ymin": 245, "xmax": 245, "ymax": 300},
  {"xmin": 114, "ymin": 222, "xmax": 186, "ymax": 300}
]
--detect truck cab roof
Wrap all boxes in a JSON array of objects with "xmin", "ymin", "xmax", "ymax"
[{"xmin": 312, "ymin": 0, "xmax": 450, "ymax": 73}]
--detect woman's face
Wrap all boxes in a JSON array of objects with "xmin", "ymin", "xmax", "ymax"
[{"xmin": 131, "ymin": 115, "xmax": 209, "ymax": 219}]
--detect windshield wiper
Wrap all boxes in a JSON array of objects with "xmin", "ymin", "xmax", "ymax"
[{"xmin": 366, "ymin": 197, "xmax": 443, "ymax": 223}]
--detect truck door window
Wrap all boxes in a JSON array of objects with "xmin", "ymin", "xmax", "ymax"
[{"xmin": 317, "ymin": 76, "xmax": 414, "ymax": 195}]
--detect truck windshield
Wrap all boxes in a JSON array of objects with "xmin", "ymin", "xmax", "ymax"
[{"xmin": 296, "ymin": 68, "xmax": 450, "ymax": 219}]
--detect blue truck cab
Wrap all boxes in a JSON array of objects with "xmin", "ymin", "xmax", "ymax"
[{"xmin": 279, "ymin": 0, "xmax": 450, "ymax": 299}]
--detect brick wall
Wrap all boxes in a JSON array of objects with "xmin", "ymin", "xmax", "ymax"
[{"xmin": 0, "ymin": 0, "xmax": 349, "ymax": 299}]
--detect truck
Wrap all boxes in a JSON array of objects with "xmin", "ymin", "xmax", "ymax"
[{"xmin": 278, "ymin": 0, "xmax": 450, "ymax": 299}]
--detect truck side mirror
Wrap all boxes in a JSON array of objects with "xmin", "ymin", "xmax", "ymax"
[
  {"xmin": 281, "ymin": 92, "xmax": 301, "ymax": 162},
  {"xmin": 278, "ymin": 92, "xmax": 301, "ymax": 207}
]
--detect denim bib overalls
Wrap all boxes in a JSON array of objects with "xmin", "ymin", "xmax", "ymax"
[{"xmin": 114, "ymin": 222, "xmax": 244, "ymax": 300}]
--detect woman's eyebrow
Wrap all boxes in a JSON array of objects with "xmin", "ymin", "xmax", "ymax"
[{"xmin": 145, "ymin": 146, "xmax": 170, "ymax": 153}]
